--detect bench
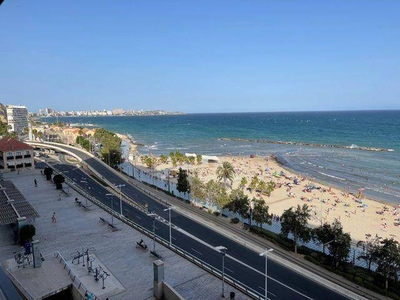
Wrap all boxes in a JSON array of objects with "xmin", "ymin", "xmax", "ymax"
[
  {"xmin": 150, "ymin": 250, "xmax": 162, "ymax": 259},
  {"xmin": 99, "ymin": 217, "xmax": 118, "ymax": 231},
  {"xmin": 136, "ymin": 241, "xmax": 148, "ymax": 250}
]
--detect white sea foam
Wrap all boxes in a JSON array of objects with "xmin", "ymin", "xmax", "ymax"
[{"xmin": 317, "ymin": 171, "xmax": 346, "ymax": 181}]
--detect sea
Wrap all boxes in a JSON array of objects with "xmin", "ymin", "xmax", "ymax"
[{"xmin": 42, "ymin": 110, "xmax": 400, "ymax": 205}]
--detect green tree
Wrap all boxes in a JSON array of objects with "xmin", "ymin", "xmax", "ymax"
[
  {"xmin": 313, "ymin": 220, "xmax": 351, "ymax": 268},
  {"xmin": 19, "ymin": 224, "xmax": 36, "ymax": 245},
  {"xmin": 37, "ymin": 131, "xmax": 43, "ymax": 140},
  {"xmin": 189, "ymin": 174, "xmax": 205, "ymax": 201},
  {"xmin": 257, "ymin": 180, "xmax": 266, "ymax": 194},
  {"xmin": 356, "ymin": 235, "xmax": 382, "ymax": 271},
  {"xmin": 281, "ymin": 204, "xmax": 312, "ymax": 254},
  {"xmin": 196, "ymin": 154, "xmax": 203, "ymax": 165},
  {"xmin": 239, "ymin": 177, "xmax": 247, "ymax": 191},
  {"xmin": 53, "ymin": 174, "xmax": 65, "ymax": 190},
  {"xmin": 373, "ymin": 238, "xmax": 400, "ymax": 289},
  {"xmin": 43, "ymin": 167, "xmax": 53, "ymax": 181},
  {"xmin": 250, "ymin": 176, "xmax": 259, "ymax": 191},
  {"xmin": 216, "ymin": 161, "xmax": 236, "ymax": 188},
  {"xmin": 251, "ymin": 199, "xmax": 272, "ymax": 228},
  {"xmin": 266, "ymin": 181, "xmax": 275, "ymax": 197},
  {"xmin": 205, "ymin": 180, "xmax": 229, "ymax": 209},
  {"xmin": 32, "ymin": 129, "xmax": 38, "ymax": 140},
  {"xmin": 187, "ymin": 156, "xmax": 196, "ymax": 165},
  {"xmin": 159, "ymin": 154, "xmax": 169, "ymax": 165},
  {"xmin": 224, "ymin": 189, "xmax": 250, "ymax": 220},
  {"xmin": 177, "ymin": 168, "xmax": 190, "ymax": 195}
]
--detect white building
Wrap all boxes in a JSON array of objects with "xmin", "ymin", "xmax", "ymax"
[{"xmin": 6, "ymin": 105, "xmax": 28, "ymax": 135}]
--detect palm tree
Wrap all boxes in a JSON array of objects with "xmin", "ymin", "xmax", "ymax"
[
  {"xmin": 32, "ymin": 129, "xmax": 38, "ymax": 140},
  {"xmin": 281, "ymin": 204, "xmax": 312, "ymax": 254},
  {"xmin": 239, "ymin": 177, "xmax": 247, "ymax": 191},
  {"xmin": 257, "ymin": 180, "xmax": 266, "ymax": 195},
  {"xmin": 159, "ymin": 154, "xmax": 169, "ymax": 164},
  {"xmin": 217, "ymin": 161, "xmax": 236, "ymax": 188},
  {"xmin": 250, "ymin": 176, "xmax": 259, "ymax": 192},
  {"xmin": 266, "ymin": 181, "xmax": 275, "ymax": 196},
  {"xmin": 196, "ymin": 154, "xmax": 203, "ymax": 165}
]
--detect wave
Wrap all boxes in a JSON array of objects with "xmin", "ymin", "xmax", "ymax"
[
  {"xmin": 317, "ymin": 171, "xmax": 346, "ymax": 181},
  {"xmin": 220, "ymin": 138, "xmax": 394, "ymax": 152}
]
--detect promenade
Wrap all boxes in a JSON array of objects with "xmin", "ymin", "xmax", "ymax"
[{"xmin": 0, "ymin": 168, "xmax": 247, "ymax": 300}]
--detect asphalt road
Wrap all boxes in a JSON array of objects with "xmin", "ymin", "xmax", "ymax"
[{"xmin": 36, "ymin": 144, "xmax": 350, "ymax": 300}]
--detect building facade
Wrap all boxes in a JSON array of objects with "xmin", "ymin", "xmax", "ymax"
[
  {"xmin": 6, "ymin": 105, "xmax": 29, "ymax": 135},
  {"xmin": 0, "ymin": 138, "xmax": 34, "ymax": 171}
]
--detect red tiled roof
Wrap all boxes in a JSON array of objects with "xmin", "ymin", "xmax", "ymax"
[{"xmin": 0, "ymin": 138, "xmax": 33, "ymax": 151}]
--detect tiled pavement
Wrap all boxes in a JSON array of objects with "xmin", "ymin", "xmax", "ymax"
[{"xmin": 0, "ymin": 169, "xmax": 249, "ymax": 300}]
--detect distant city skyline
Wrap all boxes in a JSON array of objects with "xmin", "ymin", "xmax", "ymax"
[{"xmin": 1, "ymin": 1, "xmax": 399, "ymax": 113}]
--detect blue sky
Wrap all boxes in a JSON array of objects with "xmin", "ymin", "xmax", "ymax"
[{"xmin": 1, "ymin": 1, "xmax": 399, "ymax": 113}]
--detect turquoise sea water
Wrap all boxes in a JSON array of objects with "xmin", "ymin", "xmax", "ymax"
[{"xmin": 44, "ymin": 110, "xmax": 400, "ymax": 204}]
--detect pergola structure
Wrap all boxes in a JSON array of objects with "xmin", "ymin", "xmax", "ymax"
[{"xmin": 0, "ymin": 180, "xmax": 40, "ymax": 225}]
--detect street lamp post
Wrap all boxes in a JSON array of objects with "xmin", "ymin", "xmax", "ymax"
[
  {"xmin": 259, "ymin": 248, "xmax": 273, "ymax": 300},
  {"xmin": 105, "ymin": 193, "xmax": 114, "ymax": 226},
  {"xmin": 163, "ymin": 206, "xmax": 175, "ymax": 247},
  {"xmin": 249, "ymin": 199, "xmax": 254, "ymax": 228},
  {"xmin": 215, "ymin": 246, "xmax": 227, "ymax": 298},
  {"xmin": 147, "ymin": 213, "xmax": 157, "ymax": 253},
  {"xmin": 80, "ymin": 179, "xmax": 88, "ymax": 207},
  {"xmin": 115, "ymin": 184, "xmax": 125, "ymax": 216}
]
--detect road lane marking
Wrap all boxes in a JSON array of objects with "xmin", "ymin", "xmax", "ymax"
[
  {"xmin": 191, "ymin": 248, "xmax": 203, "ymax": 256},
  {"xmin": 258, "ymin": 287, "xmax": 277, "ymax": 297},
  {"xmin": 225, "ymin": 267, "xmax": 234, "ymax": 274},
  {"xmin": 177, "ymin": 227, "xmax": 313, "ymax": 300},
  {"xmin": 136, "ymin": 216, "xmax": 142, "ymax": 220}
]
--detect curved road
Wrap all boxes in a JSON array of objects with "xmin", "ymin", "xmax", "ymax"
[{"xmin": 36, "ymin": 143, "xmax": 352, "ymax": 300}]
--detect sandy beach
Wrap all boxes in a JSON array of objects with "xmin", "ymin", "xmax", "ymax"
[{"xmin": 126, "ymin": 145, "xmax": 399, "ymax": 244}]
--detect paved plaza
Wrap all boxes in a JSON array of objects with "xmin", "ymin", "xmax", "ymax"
[{"xmin": 0, "ymin": 169, "xmax": 248, "ymax": 300}]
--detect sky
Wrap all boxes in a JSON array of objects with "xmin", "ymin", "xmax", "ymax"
[{"xmin": 0, "ymin": 1, "xmax": 399, "ymax": 114}]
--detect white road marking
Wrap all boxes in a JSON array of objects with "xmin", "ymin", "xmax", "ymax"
[
  {"xmin": 258, "ymin": 287, "xmax": 277, "ymax": 297},
  {"xmin": 136, "ymin": 216, "xmax": 142, "ymax": 220},
  {"xmin": 176, "ymin": 227, "xmax": 314, "ymax": 300},
  {"xmin": 224, "ymin": 267, "xmax": 234, "ymax": 274},
  {"xmin": 191, "ymin": 248, "xmax": 203, "ymax": 256}
]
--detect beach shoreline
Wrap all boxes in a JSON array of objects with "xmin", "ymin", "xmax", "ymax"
[{"xmin": 119, "ymin": 134, "xmax": 399, "ymax": 243}]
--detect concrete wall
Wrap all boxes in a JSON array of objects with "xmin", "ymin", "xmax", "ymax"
[{"xmin": 162, "ymin": 282, "xmax": 184, "ymax": 300}]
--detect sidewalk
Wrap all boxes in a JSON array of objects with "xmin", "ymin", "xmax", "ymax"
[{"xmin": 0, "ymin": 169, "xmax": 249, "ymax": 300}]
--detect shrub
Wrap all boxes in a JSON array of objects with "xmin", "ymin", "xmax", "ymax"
[
  {"xmin": 19, "ymin": 224, "xmax": 36, "ymax": 245},
  {"xmin": 304, "ymin": 255, "xmax": 320, "ymax": 266},
  {"xmin": 231, "ymin": 217, "xmax": 240, "ymax": 224},
  {"xmin": 354, "ymin": 276, "xmax": 363, "ymax": 286}
]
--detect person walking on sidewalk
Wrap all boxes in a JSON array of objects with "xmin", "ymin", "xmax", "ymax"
[
  {"xmin": 34, "ymin": 179, "xmax": 37, "ymax": 187},
  {"xmin": 57, "ymin": 193, "xmax": 61, "ymax": 201},
  {"xmin": 52, "ymin": 212, "xmax": 57, "ymax": 223}
]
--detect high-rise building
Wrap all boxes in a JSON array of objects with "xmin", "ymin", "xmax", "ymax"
[{"xmin": 6, "ymin": 105, "xmax": 28, "ymax": 135}]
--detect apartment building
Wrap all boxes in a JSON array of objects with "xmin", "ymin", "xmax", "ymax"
[{"xmin": 6, "ymin": 105, "xmax": 28, "ymax": 135}]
